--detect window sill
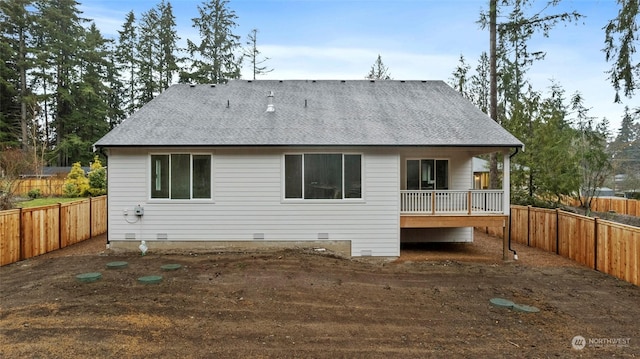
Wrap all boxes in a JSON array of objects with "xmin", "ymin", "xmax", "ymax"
[{"xmin": 148, "ymin": 199, "xmax": 215, "ymax": 204}]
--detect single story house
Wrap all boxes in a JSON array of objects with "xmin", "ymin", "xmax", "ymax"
[{"xmin": 94, "ymin": 80, "xmax": 523, "ymax": 257}]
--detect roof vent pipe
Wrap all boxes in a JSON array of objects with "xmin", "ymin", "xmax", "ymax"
[{"xmin": 266, "ymin": 91, "xmax": 275, "ymax": 112}]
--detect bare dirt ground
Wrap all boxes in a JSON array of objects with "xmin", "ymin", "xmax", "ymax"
[{"xmin": 1, "ymin": 230, "xmax": 639, "ymax": 358}]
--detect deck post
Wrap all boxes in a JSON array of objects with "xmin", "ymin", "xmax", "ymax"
[
  {"xmin": 431, "ymin": 191, "xmax": 435, "ymax": 215},
  {"xmin": 502, "ymin": 150, "xmax": 511, "ymax": 261}
]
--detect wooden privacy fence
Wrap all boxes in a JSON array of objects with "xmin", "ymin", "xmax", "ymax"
[
  {"xmin": 565, "ymin": 196, "xmax": 640, "ymax": 217},
  {"xmin": 12, "ymin": 178, "xmax": 66, "ymax": 197},
  {"xmin": 482, "ymin": 205, "xmax": 639, "ymax": 286},
  {"xmin": 0, "ymin": 196, "xmax": 107, "ymax": 266}
]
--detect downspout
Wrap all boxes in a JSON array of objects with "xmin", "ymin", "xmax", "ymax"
[{"xmin": 508, "ymin": 147, "xmax": 519, "ymax": 260}]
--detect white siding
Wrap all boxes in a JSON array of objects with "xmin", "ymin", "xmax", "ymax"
[{"xmin": 106, "ymin": 147, "xmax": 400, "ymax": 256}]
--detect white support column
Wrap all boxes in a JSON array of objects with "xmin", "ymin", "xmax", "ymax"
[{"xmin": 502, "ymin": 149, "xmax": 511, "ymax": 214}]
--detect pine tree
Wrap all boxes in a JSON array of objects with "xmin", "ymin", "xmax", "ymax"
[
  {"xmin": 71, "ymin": 24, "xmax": 110, "ymax": 150},
  {"xmin": 0, "ymin": 0, "xmax": 36, "ymax": 149},
  {"xmin": 157, "ymin": 0, "xmax": 180, "ymax": 90},
  {"xmin": 183, "ymin": 0, "xmax": 242, "ymax": 84},
  {"xmin": 480, "ymin": 0, "xmax": 583, "ymax": 189},
  {"xmin": 244, "ymin": 28, "xmax": 272, "ymax": 80},
  {"xmin": 570, "ymin": 93, "xmax": 611, "ymax": 209},
  {"xmin": 105, "ymin": 42, "xmax": 126, "ymax": 129},
  {"xmin": 531, "ymin": 84, "xmax": 578, "ymax": 204},
  {"xmin": 610, "ymin": 107, "xmax": 640, "ymax": 190},
  {"xmin": 116, "ymin": 10, "xmax": 138, "ymax": 114},
  {"xmin": 365, "ymin": 54, "xmax": 391, "ymax": 80},
  {"xmin": 137, "ymin": 7, "xmax": 160, "ymax": 105},
  {"xmin": 604, "ymin": 0, "xmax": 639, "ymax": 102},
  {"xmin": 470, "ymin": 52, "xmax": 490, "ymax": 114},
  {"xmin": 449, "ymin": 55, "xmax": 471, "ymax": 98},
  {"xmin": 36, "ymin": 0, "xmax": 87, "ymax": 166}
]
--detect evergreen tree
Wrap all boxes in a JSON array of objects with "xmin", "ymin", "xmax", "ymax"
[
  {"xmin": 137, "ymin": 7, "xmax": 160, "ymax": 104},
  {"xmin": 532, "ymin": 85, "xmax": 578, "ymax": 204},
  {"xmin": 365, "ymin": 54, "xmax": 391, "ymax": 80},
  {"xmin": 604, "ymin": 0, "xmax": 639, "ymax": 102},
  {"xmin": 157, "ymin": 0, "xmax": 180, "ymax": 90},
  {"xmin": 0, "ymin": 0, "xmax": 36, "ymax": 149},
  {"xmin": 449, "ymin": 55, "xmax": 471, "ymax": 98},
  {"xmin": 480, "ymin": 0, "xmax": 582, "ymax": 189},
  {"xmin": 470, "ymin": 52, "xmax": 490, "ymax": 114},
  {"xmin": 244, "ymin": 28, "xmax": 272, "ymax": 80},
  {"xmin": 570, "ymin": 93, "xmax": 611, "ymax": 209},
  {"xmin": 610, "ymin": 107, "xmax": 640, "ymax": 191},
  {"xmin": 450, "ymin": 53, "xmax": 490, "ymax": 115},
  {"xmin": 116, "ymin": 10, "xmax": 138, "ymax": 114},
  {"xmin": 105, "ymin": 42, "xmax": 126, "ymax": 129},
  {"xmin": 36, "ymin": 0, "xmax": 87, "ymax": 166},
  {"xmin": 183, "ymin": 0, "xmax": 242, "ymax": 84},
  {"xmin": 72, "ymin": 24, "xmax": 110, "ymax": 147}
]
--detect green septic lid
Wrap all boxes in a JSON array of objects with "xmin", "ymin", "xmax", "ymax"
[
  {"xmin": 161, "ymin": 264, "xmax": 182, "ymax": 271},
  {"xmin": 106, "ymin": 261, "xmax": 128, "ymax": 269},
  {"xmin": 489, "ymin": 298, "xmax": 515, "ymax": 308},
  {"xmin": 512, "ymin": 303, "xmax": 540, "ymax": 313},
  {"xmin": 138, "ymin": 275, "xmax": 163, "ymax": 284},
  {"xmin": 76, "ymin": 272, "xmax": 102, "ymax": 283}
]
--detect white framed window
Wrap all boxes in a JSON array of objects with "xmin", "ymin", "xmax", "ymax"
[
  {"xmin": 406, "ymin": 159, "xmax": 449, "ymax": 190},
  {"xmin": 151, "ymin": 154, "xmax": 212, "ymax": 199},
  {"xmin": 284, "ymin": 153, "xmax": 362, "ymax": 200}
]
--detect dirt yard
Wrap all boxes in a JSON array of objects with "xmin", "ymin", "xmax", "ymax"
[{"xmin": 1, "ymin": 230, "xmax": 638, "ymax": 358}]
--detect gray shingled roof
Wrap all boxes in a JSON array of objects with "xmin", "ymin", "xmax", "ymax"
[{"xmin": 94, "ymin": 80, "xmax": 523, "ymax": 148}]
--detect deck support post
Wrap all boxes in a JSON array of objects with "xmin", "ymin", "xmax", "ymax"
[{"xmin": 502, "ymin": 150, "xmax": 511, "ymax": 261}]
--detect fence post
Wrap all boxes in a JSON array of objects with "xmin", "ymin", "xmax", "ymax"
[
  {"xmin": 19, "ymin": 207, "xmax": 23, "ymax": 261},
  {"xmin": 556, "ymin": 208, "xmax": 560, "ymax": 255},
  {"xmin": 89, "ymin": 197, "xmax": 93, "ymax": 238},
  {"xmin": 527, "ymin": 205, "xmax": 531, "ymax": 247},
  {"xmin": 594, "ymin": 217, "xmax": 599, "ymax": 271},
  {"xmin": 58, "ymin": 202, "xmax": 62, "ymax": 249}
]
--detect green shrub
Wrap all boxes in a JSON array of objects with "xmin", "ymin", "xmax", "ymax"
[
  {"xmin": 27, "ymin": 188, "xmax": 42, "ymax": 199},
  {"xmin": 63, "ymin": 162, "xmax": 89, "ymax": 197},
  {"xmin": 87, "ymin": 156, "xmax": 107, "ymax": 196}
]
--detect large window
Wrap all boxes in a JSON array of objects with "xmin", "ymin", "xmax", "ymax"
[
  {"xmin": 151, "ymin": 154, "xmax": 211, "ymax": 199},
  {"xmin": 406, "ymin": 159, "xmax": 448, "ymax": 190},
  {"xmin": 285, "ymin": 154, "xmax": 362, "ymax": 199}
]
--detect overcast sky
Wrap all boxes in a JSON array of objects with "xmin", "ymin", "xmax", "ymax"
[{"xmin": 80, "ymin": 0, "xmax": 632, "ymax": 133}]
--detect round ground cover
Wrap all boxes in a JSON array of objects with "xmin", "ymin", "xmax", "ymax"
[
  {"xmin": 75, "ymin": 272, "xmax": 102, "ymax": 283},
  {"xmin": 160, "ymin": 264, "xmax": 182, "ymax": 271},
  {"xmin": 138, "ymin": 275, "xmax": 163, "ymax": 284},
  {"xmin": 512, "ymin": 303, "xmax": 540, "ymax": 313},
  {"xmin": 106, "ymin": 261, "xmax": 128, "ymax": 269},
  {"xmin": 489, "ymin": 297, "xmax": 515, "ymax": 308}
]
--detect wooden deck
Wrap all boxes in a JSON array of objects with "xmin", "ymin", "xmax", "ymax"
[
  {"xmin": 399, "ymin": 189, "xmax": 509, "ymax": 234},
  {"xmin": 400, "ymin": 214, "xmax": 508, "ymax": 228}
]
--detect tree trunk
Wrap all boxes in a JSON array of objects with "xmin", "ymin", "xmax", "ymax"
[
  {"xmin": 19, "ymin": 26, "xmax": 28, "ymax": 151},
  {"xmin": 489, "ymin": 0, "xmax": 499, "ymax": 189}
]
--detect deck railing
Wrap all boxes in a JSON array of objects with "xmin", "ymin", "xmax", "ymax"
[{"xmin": 400, "ymin": 190, "xmax": 504, "ymax": 214}]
